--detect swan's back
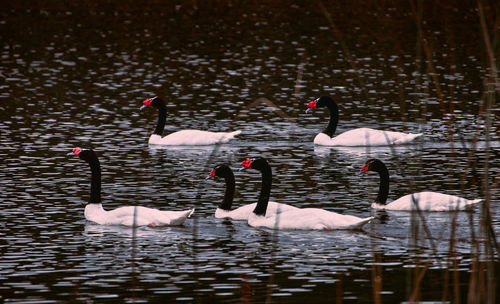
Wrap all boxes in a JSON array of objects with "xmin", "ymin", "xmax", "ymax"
[
  {"xmin": 215, "ymin": 201, "xmax": 298, "ymax": 220},
  {"xmin": 215, "ymin": 204, "xmax": 255, "ymax": 220}
]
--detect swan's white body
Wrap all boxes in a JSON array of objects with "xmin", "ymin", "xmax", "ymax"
[
  {"xmin": 85, "ymin": 204, "xmax": 194, "ymax": 227},
  {"xmin": 149, "ymin": 130, "xmax": 241, "ymax": 145},
  {"xmin": 371, "ymin": 191, "xmax": 483, "ymax": 211},
  {"xmin": 248, "ymin": 208, "xmax": 373, "ymax": 230},
  {"xmin": 215, "ymin": 201, "xmax": 299, "ymax": 220},
  {"xmin": 314, "ymin": 128, "xmax": 422, "ymax": 146}
]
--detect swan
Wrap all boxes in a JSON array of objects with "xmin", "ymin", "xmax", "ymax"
[
  {"xmin": 140, "ymin": 96, "xmax": 241, "ymax": 145},
  {"xmin": 242, "ymin": 157, "xmax": 373, "ymax": 230},
  {"xmin": 360, "ymin": 158, "xmax": 483, "ymax": 211},
  {"xmin": 68, "ymin": 147, "xmax": 194, "ymax": 226},
  {"xmin": 208, "ymin": 164, "xmax": 298, "ymax": 220},
  {"xmin": 306, "ymin": 96, "xmax": 422, "ymax": 146}
]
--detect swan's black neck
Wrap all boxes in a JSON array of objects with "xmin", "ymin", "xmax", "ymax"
[
  {"xmin": 218, "ymin": 167, "xmax": 235, "ymax": 211},
  {"xmin": 252, "ymin": 161, "xmax": 272, "ymax": 216},
  {"xmin": 87, "ymin": 158, "xmax": 101, "ymax": 205},
  {"xmin": 321, "ymin": 97, "xmax": 339, "ymax": 137},
  {"xmin": 153, "ymin": 104, "xmax": 167, "ymax": 136},
  {"xmin": 374, "ymin": 163, "xmax": 389, "ymax": 205}
]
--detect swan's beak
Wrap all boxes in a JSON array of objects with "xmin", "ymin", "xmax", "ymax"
[
  {"xmin": 306, "ymin": 107, "xmax": 313, "ymax": 114},
  {"xmin": 205, "ymin": 174, "xmax": 213, "ymax": 180},
  {"xmin": 67, "ymin": 151, "xmax": 76, "ymax": 156},
  {"xmin": 140, "ymin": 105, "xmax": 146, "ymax": 110}
]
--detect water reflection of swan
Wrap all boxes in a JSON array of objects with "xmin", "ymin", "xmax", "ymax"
[
  {"xmin": 207, "ymin": 164, "xmax": 298, "ymax": 220},
  {"xmin": 360, "ymin": 158, "xmax": 483, "ymax": 211},
  {"xmin": 148, "ymin": 142, "xmax": 240, "ymax": 156},
  {"xmin": 306, "ymin": 96, "xmax": 422, "ymax": 146},
  {"xmin": 314, "ymin": 140, "xmax": 499, "ymax": 157},
  {"xmin": 84, "ymin": 222, "xmax": 160, "ymax": 238},
  {"xmin": 241, "ymin": 157, "xmax": 373, "ymax": 230},
  {"xmin": 313, "ymin": 144, "xmax": 416, "ymax": 157},
  {"xmin": 140, "ymin": 96, "xmax": 241, "ymax": 145},
  {"xmin": 68, "ymin": 147, "xmax": 194, "ymax": 226},
  {"xmin": 84, "ymin": 222, "xmax": 193, "ymax": 240}
]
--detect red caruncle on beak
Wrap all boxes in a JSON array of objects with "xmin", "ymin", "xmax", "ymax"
[
  {"xmin": 307, "ymin": 101, "xmax": 317, "ymax": 109},
  {"xmin": 241, "ymin": 158, "xmax": 252, "ymax": 169},
  {"xmin": 73, "ymin": 147, "xmax": 82, "ymax": 156}
]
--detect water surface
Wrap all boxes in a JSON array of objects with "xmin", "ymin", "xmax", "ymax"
[{"xmin": 1, "ymin": 2, "xmax": 498, "ymax": 303}]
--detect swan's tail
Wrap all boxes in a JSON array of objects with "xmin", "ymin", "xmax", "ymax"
[
  {"xmin": 351, "ymin": 216, "xmax": 374, "ymax": 229},
  {"xmin": 464, "ymin": 199, "xmax": 483, "ymax": 210},
  {"xmin": 169, "ymin": 208, "xmax": 195, "ymax": 225},
  {"xmin": 393, "ymin": 133, "xmax": 423, "ymax": 144},
  {"xmin": 220, "ymin": 130, "xmax": 242, "ymax": 142}
]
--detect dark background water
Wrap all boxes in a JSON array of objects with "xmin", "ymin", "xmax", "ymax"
[{"xmin": 1, "ymin": 1, "xmax": 499, "ymax": 303}]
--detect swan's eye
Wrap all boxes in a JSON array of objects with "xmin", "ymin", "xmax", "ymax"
[
  {"xmin": 361, "ymin": 163, "xmax": 369, "ymax": 173},
  {"xmin": 209, "ymin": 169, "xmax": 215, "ymax": 178},
  {"xmin": 143, "ymin": 98, "xmax": 152, "ymax": 107},
  {"xmin": 241, "ymin": 158, "xmax": 252, "ymax": 169},
  {"xmin": 306, "ymin": 101, "xmax": 317, "ymax": 109}
]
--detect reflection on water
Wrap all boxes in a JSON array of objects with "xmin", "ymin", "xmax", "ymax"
[
  {"xmin": 313, "ymin": 144, "xmax": 423, "ymax": 158},
  {"xmin": 1, "ymin": 1, "xmax": 498, "ymax": 303}
]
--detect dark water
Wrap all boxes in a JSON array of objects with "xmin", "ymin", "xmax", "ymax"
[{"xmin": 1, "ymin": 2, "xmax": 499, "ymax": 303}]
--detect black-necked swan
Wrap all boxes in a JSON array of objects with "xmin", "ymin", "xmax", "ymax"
[
  {"xmin": 68, "ymin": 147, "xmax": 194, "ymax": 226},
  {"xmin": 306, "ymin": 96, "xmax": 422, "ymax": 146},
  {"xmin": 360, "ymin": 158, "xmax": 483, "ymax": 211},
  {"xmin": 208, "ymin": 164, "xmax": 298, "ymax": 220},
  {"xmin": 241, "ymin": 157, "xmax": 373, "ymax": 230},
  {"xmin": 140, "ymin": 96, "xmax": 241, "ymax": 145}
]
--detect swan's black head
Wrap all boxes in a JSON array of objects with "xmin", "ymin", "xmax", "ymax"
[
  {"xmin": 306, "ymin": 96, "xmax": 334, "ymax": 112},
  {"xmin": 140, "ymin": 96, "xmax": 164, "ymax": 110},
  {"xmin": 208, "ymin": 164, "xmax": 233, "ymax": 180},
  {"xmin": 68, "ymin": 148, "xmax": 98, "ymax": 162},
  {"xmin": 361, "ymin": 159, "xmax": 387, "ymax": 174},
  {"xmin": 241, "ymin": 157, "xmax": 269, "ymax": 171}
]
